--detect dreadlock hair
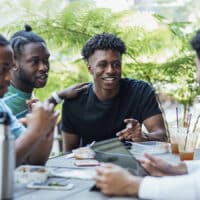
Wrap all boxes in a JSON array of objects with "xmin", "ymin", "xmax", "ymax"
[
  {"xmin": 81, "ymin": 33, "xmax": 126, "ymax": 62},
  {"xmin": 10, "ymin": 24, "xmax": 46, "ymax": 59}
]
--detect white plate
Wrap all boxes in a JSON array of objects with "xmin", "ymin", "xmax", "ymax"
[{"xmin": 130, "ymin": 141, "xmax": 170, "ymax": 156}]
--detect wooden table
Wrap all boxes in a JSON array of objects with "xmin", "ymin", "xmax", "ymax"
[{"xmin": 14, "ymin": 147, "xmax": 200, "ymax": 200}]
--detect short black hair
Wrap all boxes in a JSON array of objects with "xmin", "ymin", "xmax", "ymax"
[
  {"xmin": 0, "ymin": 34, "xmax": 9, "ymax": 46},
  {"xmin": 10, "ymin": 24, "xmax": 46, "ymax": 59},
  {"xmin": 81, "ymin": 33, "xmax": 126, "ymax": 61},
  {"xmin": 191, "ymin": 29, "xmax": 200, "ymax": 59}
]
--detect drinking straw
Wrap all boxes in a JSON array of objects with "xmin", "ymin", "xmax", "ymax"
[
  {"xmin": 187, "ymin": 108, "xmax": 190, "ymax": 125},
  {"xmin": 184, "ymin": 113, "xmax": 192, "ymax": 151},
  {"xmin": 192, "ymin": 115, "xmax": 200, "ymax": 133},
  {"xmin": 176, "ymin": 107, "xmax": 179, "ymax": 133},
  {"xmin": 183, "ymin": 107, "xmax": 190, "ymax": 127}
]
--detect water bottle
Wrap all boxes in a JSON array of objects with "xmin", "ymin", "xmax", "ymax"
[{"xmin": 0, "ymin": 112, "xmax": 15, "ymax": 200}]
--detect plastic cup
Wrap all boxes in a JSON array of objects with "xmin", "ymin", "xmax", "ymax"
[
  {"xmin": 169, "ymin": 126, "xmax": 187, "ymax": 154},
  {"xmin": 178, "ymin": 132, "xmax": 197, "ymax": 161},
  {"xmin": 171, "ymin": 143, "xmax": 179, "ymax": 154}
]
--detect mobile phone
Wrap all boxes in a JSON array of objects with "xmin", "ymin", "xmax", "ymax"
[
  {"xmin": 90, "ymin": 184, "xmax": 100, "ymax": 192},
  {"xmin": 27, "ymin": 181, "xmax": 74, "ymax": 190},
  {"xmin": 74, "ymin": 159, "xmax": 100, "ymax": 167}
]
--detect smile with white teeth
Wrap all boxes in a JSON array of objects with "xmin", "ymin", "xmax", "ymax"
[{"xmin": 102, "ymin": 77, "xmax": 116, "ymax": 81}]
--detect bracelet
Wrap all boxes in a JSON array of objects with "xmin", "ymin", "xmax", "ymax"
[{"xmin": 52, "ymin": 92, "xmax": 62, "ymax": 104}]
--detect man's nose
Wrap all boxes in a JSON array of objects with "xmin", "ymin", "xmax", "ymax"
[
  {"xmin": 39, "ymin": 62, "xmax": 49, "ymax": 72},
  {"xmin": 5, "ymin": 70, "xmax": 11, "ymax": 82},
  {"xmin": 106, "ymin": 64, "xmax": 115, "ymax": 73}
]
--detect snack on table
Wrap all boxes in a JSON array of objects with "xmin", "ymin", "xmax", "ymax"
[
  {"xmin": 15, "ymin": 165, "xmax": 49, "ymax": 184},
  {"xmin": 72, "ymin": 147, "xmax": 95, "ymax": 159}
]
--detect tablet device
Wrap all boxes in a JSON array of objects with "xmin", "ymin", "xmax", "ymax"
[{"xmin": 91, "ymin": 138, "xmax": 149, "ymax": 177}]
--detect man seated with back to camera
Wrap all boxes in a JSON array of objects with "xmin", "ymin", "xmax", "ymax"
[{"xmin": 61, "ymin": 33, "xmax": 166, "ymax": 152}]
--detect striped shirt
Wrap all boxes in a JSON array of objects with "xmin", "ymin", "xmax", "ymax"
[
  {"xmin": 0, "ymin": 99, "xmax": 25, "ymax": 138},
  {"xmin": 3, "ymin": 84, "xmax": 32, "ymax": 119}
]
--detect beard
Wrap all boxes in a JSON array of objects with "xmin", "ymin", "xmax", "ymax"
[{"xmin": 18, "ymin": 67, "xmax": 35, "ymax": 89}]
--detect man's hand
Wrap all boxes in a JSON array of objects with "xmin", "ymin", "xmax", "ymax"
[
  {"xmin": 57, "ymin": 82, "xmax": 89, "ymax": 99},
  {"xmin": 116, "ymin": 118, "xmax": 142, "ymax": 141},
  {"xmin": 140, "ymin": 153, "xmax": 188, "ymax": 176},
  {"xmin": 47, "ymin": 83, "xmax": 89, "ymax": 105},
  {"xmin": 26, "ymin": 98, "xmax": 39, "ymax": 112},
  {"xmin": 95, "ymin": 163, "xmax": 142, "ymax": 196},
  {"xmin": 18, "ymin": 117, "xmax": 27, "ymax": 126},
  {"xmin": 26, "ymin": 101, "xmax": 59, "ymax": 139}
]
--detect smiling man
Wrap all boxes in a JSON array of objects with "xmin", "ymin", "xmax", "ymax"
[
  {"xmin": 3, "ymin": 25, "xmax": 50, "ymax": 119},
  {"xmin": 61, "ymin": 33, "xmax": 166, "ymax": 152},
  {"xmin": 3, "ymin": 25, "xmax": 89, "ymax": 121}
]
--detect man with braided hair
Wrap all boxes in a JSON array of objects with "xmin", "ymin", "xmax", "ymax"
[
  {"xmin": 3, "ymin": 24, "xmax": 49, "ymax": 118},
  {"xmin": 3, "ymin": 25, "xmax": 88, "ymax": 121},
  {"xmin": 0, "ymin": 34, "xmax": 58, "ymax": 166}
]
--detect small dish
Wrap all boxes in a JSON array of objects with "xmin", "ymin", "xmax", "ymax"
[
  {"xmin": 130, "ymin": 141, "xmax": 170, "ymax": 156},
  {"xmin": 15, "ymin": 165, "xmax": 49, "ymax": 184}
]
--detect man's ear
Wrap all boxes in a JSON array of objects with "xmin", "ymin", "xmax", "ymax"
[
  {"xmin": 88, "ymin": 64, "xmax": 93, "ymax": 75},
  {"xmin": 12, "ymin": 60, "xmax": 19, "ymax": 71}
]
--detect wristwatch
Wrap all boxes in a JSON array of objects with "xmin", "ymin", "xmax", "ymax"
[{"xmin": 51, "ymin": 92, "xmax": 63, "ymax": 104}]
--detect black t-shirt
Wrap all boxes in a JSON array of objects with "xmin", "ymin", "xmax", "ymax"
[{"xmin": 61, "ymin": 78, "xmax": 161, "ymax": 146}]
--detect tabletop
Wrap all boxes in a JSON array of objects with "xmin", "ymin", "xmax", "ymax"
[{"xmin": 14, "ymin": 145, "xmax": 200, "ymax": 200}]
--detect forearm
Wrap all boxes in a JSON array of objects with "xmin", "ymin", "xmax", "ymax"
[
  {"xmin": 62, "ymin": 132, "xmax": 80, "ymax": 152},
  {"xmin": 173, "ymin": 162, "xmax": 188, "ymax": 175},
  {"xmin": 15, "ymin": 129, "xmax": 42, "ymax": 166},
  {"xmin": 142, "ymin": 129, "xmax": 167, "ymax": 141},
  {"xmin": 26, "ymin": 134, "xmax": 53, "ymax": 165},
  {"xmin": 126, "ymin": 176, "xmax": 142, "ymax": 196},
  {"xmin": 47, "ymin": 89, "xmax": 72, "ymax": 106},
  {"xmin": 47, "ymin": 91, "xmax": 64, "ymax": 106}
]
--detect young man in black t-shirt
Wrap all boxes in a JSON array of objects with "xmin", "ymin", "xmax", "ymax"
[{"xmin": 61, "ymin": 33, "xmax": 166, "ymax": 152}]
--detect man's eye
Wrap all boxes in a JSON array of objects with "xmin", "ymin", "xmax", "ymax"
[
  {"xmin": 97, "ymin": 62, "xmax": 107, "ymax": 68},
  {"xmin": 0, "ymin": 66, "xmax": 10, "ymax": 74},
  {"xmin": 112, "ymin": 62, "xmax": 121, "ymax": 68},
  {"xmin": 43, "ymin": 59, "xmax": 49, "ymax": 65},
  {"xmin": 32, "ymin": 59, "xmax": 40, "ymax": 65}
]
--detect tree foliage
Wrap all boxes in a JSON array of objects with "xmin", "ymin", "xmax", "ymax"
[{"xmin": 0, "ymin": 0, "xmax": 199, "ymax": 114}]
